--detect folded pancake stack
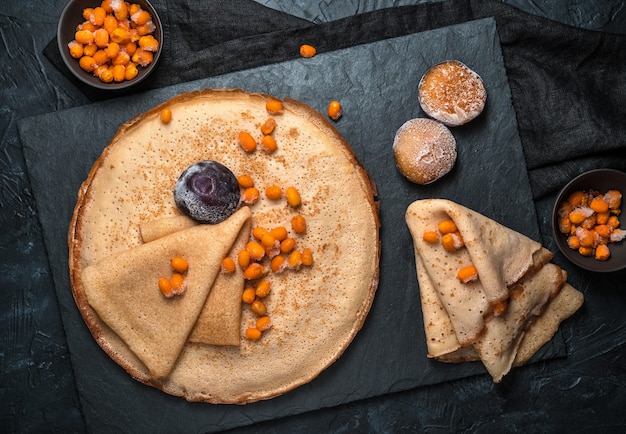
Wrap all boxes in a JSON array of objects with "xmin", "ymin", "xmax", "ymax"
[
  {"xmin": 68, "ymin": 89, "xmax": 380, "ymax": 403},
  {"xmin": 405, "ymin": 199, "xmax": 583, "ymax": 382}
]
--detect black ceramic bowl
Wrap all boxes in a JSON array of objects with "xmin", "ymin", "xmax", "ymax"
[
  {"xmin": 551, "ymin": 169, "xmax": 626, "ymax": 272},
  {"xmin": 57, "ymin": 0, "xmax": 162, "ymax": 90}
]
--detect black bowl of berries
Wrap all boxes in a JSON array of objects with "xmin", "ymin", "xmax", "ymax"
[
  {"xmin": 57, "ymin": 0, "xmax": 163, "ymax": 90},
  {"xmin": 551, "ymin": 169, "xmax": 626, "ymax": 272}
]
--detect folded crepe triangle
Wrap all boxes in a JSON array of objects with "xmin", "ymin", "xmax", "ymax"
[
  {"xmin": 406, "ymin": 199, "xmax": 583, "ymax": 382},
  {"xmin": 81, "ymin": 206, "xmax": 251, "ymax": 379},
  {"xmin": 140, "ymin": 213, "xmax": 251, "ymax": 346}
]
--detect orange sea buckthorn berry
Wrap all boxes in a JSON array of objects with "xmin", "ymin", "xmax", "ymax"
[
  {"xmin": 245, "ymin": 328, "xmax": 263, "ymax": 341},
  {"xmin": 260, "ymin": 233, "xmax": 277, "ymax": 249},
  {"xmin": 493, "ymin": 300, "xmax": 508, "ymax": 317},
  {"xmin": 301, "ymin": 248, "xmax": 313, "ymax": 266},
  {"xmin": 291, "ymin": 215, "xmax": 307, "ymax": 234},
  {"xmin": 285, "ymin": 186, "xmax": 301, "ymax": 208},
  {"xmin": 105, "ymin": 41, "xmax": 120, "ymax": 59},
  {"xmin": 110, "ymin": 27, "xmax": 130, "ymax": 44},
  {"xmin": 261, "ymin": 135, "xmax": 278, "ymax": 153},
  {"xmin": 265, "ymin": 99, "xmax": 283, "ymax": 114},
  {"xmin": 605, "ymin": 190, "xmax": 622, "ymax": 209},
  {"xmin": 82, "ymin": 43, "xmax": 97, "ymax": 57},
  {"xmin": 92, "ymin": 49, "xmax": 108, "ymax": 66},
  {"xmin": 90, "ymin": 6, "xmax": 106, "ymax": 26},
  {"xmin": 255, "ymin": 280, "xmax": 271, "ymax": 298},
  {"xmin": 82, "ymin": 7, "xmax": 94, "ymax": 20},
  {"xmin": 103, "ymin": 14, "xmax": 118, "ymax": 34},
  {"xmin": 158, "ymin": 277, "xmax": 173, "ymax": 297},
  {"xmin": 441, "ymin": 232, "xmax": 464, "ymax": 252},
  {"xmin": 590, "ymin": 197, "xmax": 609, "ymax": 213},
  {"xmin": 423, "ymin": 231, "xmax": 439, "ymax": 243},
  {"xmin": 68, "ymin": 41, "xmax": 84, "ymax": 59},
  {"xmin": 242, "ymin": 187, "xmax": 260, "ymax": 204},
  {"xmin": 437, "ymin": 220, "xmax": 458, "ymax": 235},
  {"xmin": 170, "ymin": 257, "xmax": 188, "ymax": 273},
  {"xmin": 327, "ymin": 100, "xmax": 342, "ymax": 121},
  {"xmin": 238, "ymin": 131, "xmax": 257, "ymax": 153},
  {"xmin": 252, "ymin": 226, "xmax": 269, "ymax": 240},
  {"xmin": 288, "ymin": 250, "xmax": 302, "ymax": 269},
  {"xmin": 246, "ymin": 241, "xmax": 266, "ymax": 261},
  {"xmin": 243, "ymin": 263, "xmax": 266, "ymax": 280},
  {"xmin": 250, "ymin": 299, "xmax": 267, "ymax": 316},
  {"xmin": 124, "ymin": 63, "xmax": 139, "ymax": 80},
  {"xmin": 457, "ymin": 265, "xmax": 478, "ymax": 283},
  {"xmin": 280, "ymin": 237, "xmax": 296, "ymax": 254},
  {"xmin": 94, "ymin": 28, "xmax": 109, "ymax": 48},
  {"xmin": 80, "ymin": 21, "xmax": 98, "ymax": 32},
  {"xmin": 160, "ymin": 108, "xmax": 172, "ymax": 124},
  {"xmin": 567, "ymin": 190, "xmax": 586, "ymax": 207},
  {"xmin": 170, "ymin": 273, "xmax": 185, "ymax": 294},
  {"xmin": 129, "ymin": 3, "xmax": 141, "ymax": 16},
  {"xmin": 132, "ymin": 48, "xmax": 153, "ymax": 67},
  {"xmin": 568, "ymin": 209, "xmax": 587, "ymax": 225},
  {"xmin": 112, "ymin": 51, "xmax": 130, "ymax": 66},
  {"xmin": 299, "ymin": 44, "xmax": 316, "ymax": 58},
  {"xmin": 595, "ymin": 244, "xmax": 611, "ymax": 261},
  {"xmin": 596, "ymin": 212, "xmax": 610, "ymax": 225},
  {"xmin": 242, "ymin": 287, "xmax": 256, "ymax": 304},
  {"xmin": 265, "ymin": 185, "xmax": 282, "ymax": 200},
  {"xmin": 567, "ymin": 235, "xmax": 580, "ymax": 250},
  {"xmin": 112, "ymin": 64, "xmax": 126, "ymax": 82},
  {"xmin": 221, "ymin": 257, "xmax": 236, "ymax": 273},
  {"xmin": 98, "ymin": 67, "xmax": 114, "ymax": 83},
  {"xmin": 270, "ymin": 255, "xmax": 287, "ymax": 273},
  {"xmin": 138, "ymin": 35, "xmax": 159, "ymax": 52},
  {"xmin": 75, "ymin": 29, "xmax": 95, "ymax": 45},
  {"xmin": 269, "ymin": 226, "xmax": 288, "ymax": 242},
  {"xmin": 237, "ymin": 174, "xmax": 255, "ymax": 188},
  {"xmin": 79, "ymin": 55, "xmax": 97, "ymax": 72},
  {"xmin": 256, "ymin": 316, "xmax": 272, "ymax": 332},
  {"xmin": 238, "ymin": 249, "xmax": 251, "ymax": 269},
  {"xmin": 261, "ymin": 118, "xmax": 277, "ymax": 135},
  {"xmin": 113, "ymin": 1, "xmax": 128, "ymax": 20},
  {"xmin": 132, "ymin": 9, "xmax": 152, "ymax": 26}
]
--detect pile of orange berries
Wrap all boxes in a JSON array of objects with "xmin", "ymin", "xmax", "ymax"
[
  {"xmin": 220, "ymin": 177, "xmax": 313, "ymax": 341},
  {"xmin": 68, "ymin": 1, "xmax": 159, "ymax": 83},
  {"xmin": 158, "ymin": 257, "xmax": 189, "ymax": 298},
  {"xmin": 557, "ymin": 189, "xmax": 623, "ymax": 261}
]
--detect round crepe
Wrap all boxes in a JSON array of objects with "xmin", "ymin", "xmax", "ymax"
[{"xmin": 68, "ymin": 89, "xmax": 380, "ymax": 403}]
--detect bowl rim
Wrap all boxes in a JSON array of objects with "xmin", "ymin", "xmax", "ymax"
[
  {"xmin": 551, "ymin": 168, "xmax": 626, "ymax": 272},
  {"xmin": 57, "ymin": 0, "xmax": 163, "ymax": 91}
]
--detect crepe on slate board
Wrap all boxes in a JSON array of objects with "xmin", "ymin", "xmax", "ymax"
[{"xmin": 20, "ymin": 18, "xmax": 564, "ymax": 432}]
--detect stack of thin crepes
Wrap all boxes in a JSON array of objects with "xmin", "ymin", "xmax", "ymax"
[{"xmin": 405, "ymin": 199, "xmax": 584, "ymax": 382}]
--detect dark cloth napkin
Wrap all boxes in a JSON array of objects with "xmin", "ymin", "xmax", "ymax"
[{"xmin": 45, "ymin": 0, "xmax": 626, "ymax": 198}]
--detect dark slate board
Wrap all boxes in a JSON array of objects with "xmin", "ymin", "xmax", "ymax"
[{"xmin": 19, "ymin": 18, "xmax": 560, "ymax": 433}]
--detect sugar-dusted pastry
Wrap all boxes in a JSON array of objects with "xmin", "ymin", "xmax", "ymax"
[
  {"xmin": 418, "ymin": 60, "xmax": 486, "ymax": 126},
  {"xmin": 393, "ymin": 118, "xmax": 457, "ymax": 184}
]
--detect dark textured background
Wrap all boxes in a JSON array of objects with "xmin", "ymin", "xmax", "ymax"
[{"xmin": 2, "ymin": 1, "xmax": 626, "ymax": 433}]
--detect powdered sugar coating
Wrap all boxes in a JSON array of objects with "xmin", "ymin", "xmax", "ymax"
[
  {"xmin": 418, "ymin": 60, "xmax": 486, "ymax": 126},
  {"xmin": 393, "ymin": 118, "xmax": 457, "ymax": 184}
]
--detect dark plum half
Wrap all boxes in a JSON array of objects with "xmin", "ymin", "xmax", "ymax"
[{"xmin": 174, "ymin": 160, "xmax": 241, "ymax": 224}]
